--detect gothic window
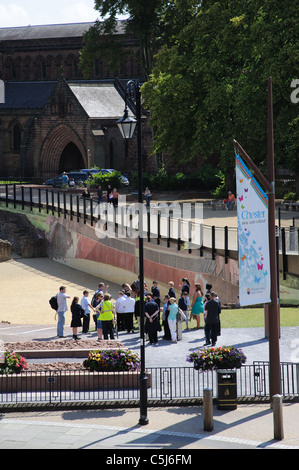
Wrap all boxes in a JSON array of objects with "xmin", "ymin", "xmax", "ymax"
[
  {"xmin": 5, "ymin": 57, "xmax": 15, "ymax": 79},
  {"xmin": 15, "ymin": 57, "xmax": 22, "ymax": 79},
  {"xmin": 24, "ymin": 56, "xmax": 31, "ymax": 80},
  {"xmin": 34, "ymin": 55, "xmax": 46, "ymax": 79},
  {"xmin": 55, "ymin": 55, "xmax": 64, "ymax": 78},
  {"xmin": 10, "ymin": 121, "xmax": 22, "ymax": 153},
  {"xmin": 45, "ymin": 55, "xmax": 53, "ymax": 79},
  {"xmin": 66, "ymin": 54, "xmax": 79, "ymax": 79}
]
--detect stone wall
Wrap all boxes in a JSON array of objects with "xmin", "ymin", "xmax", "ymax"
[
  {"xmin": 0, "ymin": 211, "xmax": 47, "ymax": 258},
  {"xmin": 0, "ymin": 239, "xmax": 12, "ymax": 261}
]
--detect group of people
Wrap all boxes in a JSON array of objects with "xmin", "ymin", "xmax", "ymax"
[
  {"xmin": 81, "ymin": 185, "xmax": 120, "ymax": 208},
  {"xmin": 223, "ymin": 191, "xmax": 236, "ymax": 210},
  {"xmin": 55, "ymin": 277, "xmax": 221, "ymax": 347},
  {"xmin": 56, "ymin": 283, "xmax": 114, "ymax": 341}
]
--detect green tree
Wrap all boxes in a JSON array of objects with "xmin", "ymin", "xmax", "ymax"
[
  {"xmin": 142, "ymin": 0, "xmax": 299, "ymax": 187},
  {"xmin": 79, "ymin": 0, "xmax": 168, "ymax": 79}
]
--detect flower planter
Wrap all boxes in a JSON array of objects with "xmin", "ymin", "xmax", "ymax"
[
  {"xmin": 187, "ymin": 346, "xmax": 247, "ymax": 372},
  {"xmin": 0, "ymin": 370, "xmax": 151, "ymax": 393}
]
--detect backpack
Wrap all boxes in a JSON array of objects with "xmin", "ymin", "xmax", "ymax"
[
  {"xmin": 49, "ymin": 295, "xmax": 58, "ymax": 311},
  {"xmin": 91, "ymin": 290, "xmax": 102, "ymax": 307}
]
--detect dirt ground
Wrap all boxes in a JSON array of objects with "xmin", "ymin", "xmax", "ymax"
[
  {"xmin": 3, "ymin": 339, "xmax": 126, "ymax": 371},
  {"xmin": 0, "ymin": 257, "xmax": 121, "ymax": 326},
  {"xmin": 4, "ymin": 339, "xmax": 124, "ymax": 351}
]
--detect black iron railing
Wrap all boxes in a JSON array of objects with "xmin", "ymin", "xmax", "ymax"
[
  {"xmin": 1, "ymin": 185, "xmax": 299, "ymax": 277},
  {"xmin": 0, "ymin": 363, "xmax": 298, "ymax": 407}
]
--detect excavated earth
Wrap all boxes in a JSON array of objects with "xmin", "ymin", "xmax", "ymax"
[{"xmin": 4, "ymin": 339, "xmax": 125, "ymax": 371}]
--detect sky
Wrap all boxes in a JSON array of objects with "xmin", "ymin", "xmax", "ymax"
[{"xmin": 0, "ymin": 0, "xmax": 100, "ymax": 27}]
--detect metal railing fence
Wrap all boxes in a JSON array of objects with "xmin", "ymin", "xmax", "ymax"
[
  {"xmin": 0, "ymin": 363, "xmax": 298, "ymax": 407},
  {"xmin": 1, "ymin": 184, "xmax": 299, "ymax": 261}
]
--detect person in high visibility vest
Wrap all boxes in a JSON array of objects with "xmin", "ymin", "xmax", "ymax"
[{"xmin": 99, "ymin": 294, "xmax": 115, "ymax": 340}]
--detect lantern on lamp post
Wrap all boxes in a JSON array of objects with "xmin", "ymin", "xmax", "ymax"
[{"xmin": 117, "ymin": 80, "xmax": 148, "ymax": 426}]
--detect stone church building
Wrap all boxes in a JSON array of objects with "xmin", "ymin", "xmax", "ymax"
[{"xmin": 0, "ymin": 22, "xmax": 153, "ymax": 179}]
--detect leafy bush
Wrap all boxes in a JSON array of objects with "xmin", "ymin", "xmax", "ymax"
[
  {"xmin": 210, "ymin": 171, "xmax": 227, "ymax": 198},
  {"xmin": 83, "ymin": 349, "xmax": 141, "ymax": 372},
  {"xmin": 88, "ymin": 171, "xmax": 123, "ymax": 190},
  {"xmin": 0, "ymin": 350, "xmax": 27, "ymax": 375},
  {"xmin": 283, "ymin": 191, "xmax": 297, "ymax": 201},
  {"xmin": 186, "ymin": 346, "xmax": 247, "ymax": 372},
  {"xmin": 130, "ymin": 164, "xmax": 221, "ymax": 191}
]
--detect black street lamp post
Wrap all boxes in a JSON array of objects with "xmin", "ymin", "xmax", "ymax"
[{"xmin": 117, "ymin": 80, "xmax": 149, "ymax": 425}]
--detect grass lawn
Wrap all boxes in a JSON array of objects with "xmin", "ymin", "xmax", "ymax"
[
  {"xmin": 218, "ymin": 307, "xmax": 299, "ymax": 329},
  {"xmin": 156, "ymin": 307, "xmax": 299, "ymax": 331}
]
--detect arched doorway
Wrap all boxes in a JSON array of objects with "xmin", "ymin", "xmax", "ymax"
[
  {"xmin": 40, "ymin": 124, "xmax": 87, "ymax": 178},
  {"xmin": 59, "ymin": 142, "xmax": 85, "ymax": 173}
]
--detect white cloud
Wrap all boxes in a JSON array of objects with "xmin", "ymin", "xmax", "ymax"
[
  {"xmin": 0, "ymin": 3, "xmax": 30, "ymax": 27},
  {"xmin": 0, "ymin": 1, "xmax": 98, "ymax": 27},
  {"xmin": 59, "ymin": 1, "xmax": 98, "ymax": 23}
]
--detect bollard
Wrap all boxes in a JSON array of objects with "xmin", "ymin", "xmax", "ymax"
[
  {"xmin": 203, "ymin": 388, "xmax": 213, "ymax": 432},
  {"xmin": 273, "ymin": 394, "xmax": 284, "ymax": 441}
]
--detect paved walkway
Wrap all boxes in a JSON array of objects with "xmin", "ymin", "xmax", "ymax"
[
  {"xmin": 0, "ymin": 257, "xmax": 298, "ymax": 366},
  {"xmin": 0, "ymin": 256, "xmax": 299, "ymax": 449},
  {"xmin": 0, "ymin": 403, "xmax": 299, "ymax": 449}
]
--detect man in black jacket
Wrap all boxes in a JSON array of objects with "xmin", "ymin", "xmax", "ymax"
[{"xmin": 204, "ymin": 292, "xmax": 221, "ymax": 346}]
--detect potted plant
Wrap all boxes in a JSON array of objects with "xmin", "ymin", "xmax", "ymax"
[
  {"xmin": 0, "ymin": 350, "xmax": 27, "ymax": 375},
  {"xmin": 186, "ymin": 346, "xmax": 247, "ymax": 372},
  {"xmin": 83, "ymin": 349, "xmax": 141, "ymax": 372}
]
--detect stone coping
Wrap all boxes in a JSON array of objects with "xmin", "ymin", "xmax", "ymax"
[{"xmin": 14, "ymin": 347, "xmax": 128, "ymax": 359}]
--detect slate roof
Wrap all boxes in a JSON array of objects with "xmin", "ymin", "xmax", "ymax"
[
  {"xmin": 0, "ymin": 80, "xmax": 133, "ymax": 118},
  {"xmin": 0, "ymin": 21, "xmax": 125, "ymax": 41},
  {"xmin": 69, "ymin": 81, "xmax": 132, "ymax": 119},
  {"xmin": 0, "ymin": 81, "xmax": 57, "ymax": 109}
]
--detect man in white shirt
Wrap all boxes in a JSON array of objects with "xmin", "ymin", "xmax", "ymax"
[
  {"xmin": 119, "ymin": 291, "xmax": 135, "ymax": 333},
  {"xmin": 56, "ymin": 286, "xmax": 70, "ymax": 338},
  {"xmin": 81, "ymin": 290, "xmax": 95, "ymax": 334},
  {"xmin": 115, "ymin": 291, "xmax": 126, "ymax": 332}
]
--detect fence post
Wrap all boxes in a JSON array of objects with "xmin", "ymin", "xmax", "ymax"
[
  {"xmin": 83, "ymin": 197, "xmax": 87, "ymax": 224},
  {"xmin": 212, "ymin": 225, "xmax": 216, "ymax": 260},
  {"xmin": 157, "ymin": 212, "xmax": 161, "ymax": 245},
  {"xmin": 46, "ymin": 189, "xmax": 49, "ymax": 214},
  {"xmin": 5, "ymin": 184, "xmax": 8, "ymax": 207},
  {"xmin": 70, "ymin": 193, "xmax": 73, "ymax": 221},
  {"xmin": 203, "ymin": 388, "xmax": 213, "ymax": 432},
  {"xmin": 57, "ymin": 191, "xmax": 60, "ymax": 217},
  {"xmin": 21, "ymin": 186, "xmax": 25, "ymax": 211},
  {"xmin": 273, "ymin": 394, "xmax": 284, "ymax": 440},
  {"xmin": 51, "ymin": 190, "xmax": 55, "ymax": 216},
  {"xmin": 77, "ymin": 195, "xmax": 80, "ymax": 222},
  {"xmin": 177, "ymin": 218, "xmax": 181, "ymax": 251},
  {"xmin": 167, "ymin": 216, "xmax": 171, "ymax": 248},
  {"xmin": 13, "ymin": 184, "xmax": 16, "ymax": 209},
  {"xmin": 147, "ymin": 211, "xmax": 151, "ymax": 242},
  {"xmin": 29, "ymin": 187, "xmax": 33, "ymax": 211},
  {"xmin": 224, "ymin": 226, "xmax": 229, "ymax": 263},
  {"xmin": 90, "ymin": 198, "xmax": 93, "ymax": 226},
  {"xmin": 63, "ymin": 192, "xmax": 66, "ymax": 219},
  {"xmin": 38, "ymin": 188, "xmax": 41, "ymax": 212},
  {"xmin": 281, "ymin": 228, "xmax": 287, "ymax": 280}
]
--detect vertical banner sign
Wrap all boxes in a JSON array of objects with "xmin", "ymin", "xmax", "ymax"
[{"xmin": 236, "ymin": 154, "xmax": 271, "ymax": 306}]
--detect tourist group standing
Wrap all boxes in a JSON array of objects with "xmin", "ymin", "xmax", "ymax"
[{"xmin": 54, "ymin": 276, "xmax": 221, "ymax": 346}]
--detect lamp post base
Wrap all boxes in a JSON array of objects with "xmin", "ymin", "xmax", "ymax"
[
  {"xmin": 139, "ymin": 416, "xmax": 149, "ymax": 426},
  {"xmin": 139, "ymin": 373, "xmax": 149, "ymax": 425}
]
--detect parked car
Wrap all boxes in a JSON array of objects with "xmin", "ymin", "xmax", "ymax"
[
  {"xmin": 81, "ymin": 169, "xmax": 129, "ymax": 186},
  {"xmin": 44, "ymin": 171, "xmax": 88, "ymax": 188}
]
